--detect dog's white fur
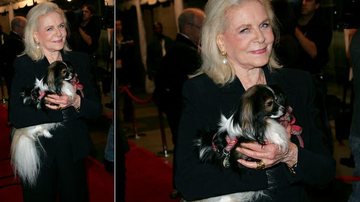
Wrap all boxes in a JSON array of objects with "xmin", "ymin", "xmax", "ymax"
[
  {"xmin": 11, "ymin": 75, "xmax": 76, "ymax": 186},
  {"xmin": 220, "ymin": 114, "xmax": 288, "ymax": 152}
]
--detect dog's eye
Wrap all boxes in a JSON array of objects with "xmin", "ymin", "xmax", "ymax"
[{"xmin": 265, "ymin": 100, "xmax": 274, "ymax": 107}]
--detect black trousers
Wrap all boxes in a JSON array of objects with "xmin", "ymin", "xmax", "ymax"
[{"xmin": 21, "ymin": 136, "xmax": 89, "ymax": 202}]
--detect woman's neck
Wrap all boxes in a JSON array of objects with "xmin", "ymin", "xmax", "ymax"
[
  {"xmin": 237, "ymin": 68, "xmax": 266, "ymax": 90},
  {"xmin": 45, "ymin": 52, "xmax": 62, "ymax": 64}
]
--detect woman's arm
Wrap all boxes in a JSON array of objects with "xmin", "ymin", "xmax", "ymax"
[{"xmin": 9, "ymin": 57, "xmax": 63, "ymax": 128}]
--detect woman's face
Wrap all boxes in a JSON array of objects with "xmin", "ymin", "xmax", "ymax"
[
  {"xmin": 217, "ymin": 0, "xmax": 274, "ymax": 70},
  {"xmin": 34, "ymin": 11, "xmax": 67, "ymax": 54}
]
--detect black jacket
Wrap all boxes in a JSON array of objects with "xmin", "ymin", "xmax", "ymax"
[
  {"xmin": 153, "ymin": 33, "xmax": 201, "ymax": 110},
  {"xmin": 9, "ymin": 51, "xmax": 102, "ymax": 161},
  {"xmin": 175, "ymin": 67, "xmax": 335, "ymax": 201}
]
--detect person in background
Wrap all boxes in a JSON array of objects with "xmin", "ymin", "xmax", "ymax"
[
  {"xmin": 0, "ymin": 24, "xmax": 8, "ymax": 101},
  {"xmin": 77, "ymin": 4, "xmax": 101, "ymax": 56},
  {"xmin": 1, "ymin": 16, "xmax": 27, "ymax": 96},
  {"xmin": 153, "ymin": 7, "xmax": 205, "ymax": 199},
  {"xmin": 115, "ymin": 18, "xmax": 137, "ymax": 122},
  {"xmin": 68, "ymin": 3, "xmax": 101, "ymax": 85},
  {"xmin": 0, "ymin": 25, "xmax": 7, "ymax": 46},
  {"xmin": 348, "ymin": 29, "xmax": 360, "ymax": 202},
  {"xmin": 154, "ymin": 7, "xmax": 205, "ymax": 148},
  {"xmin": 146, "ymin": 21, "xmax": 173, "ymax": 81},
  {"xmin": 294, "ymin": 0, "xmax": 334, "ymax": 155},
  {"xmin": 272, "ymin": 0, "xmax": 299, "ymax": 68},
  {"xmin": 174, "ymin": 0, "xmax": 335, "ymax": 201},
  {"xmin": 9, "ymin": 2, "xmax": 102, "ymax": 201}
]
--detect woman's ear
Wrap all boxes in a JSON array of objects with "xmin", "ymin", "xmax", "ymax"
[
  {"xmin": 216, "ymin": 34, "xmax": 226, "ymax": 53},
  {"xmin": 33, "ymin": 32, "xmax": 39, "ymax": 44}
]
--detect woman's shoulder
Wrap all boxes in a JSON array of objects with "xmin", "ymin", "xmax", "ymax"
[
  {"xmin": 13, "ymin": 54, "xmax": 38, "ymax": 72},
  {"xmin": 14, "ymin": 54, "xmax": 32, "ymax": 64},
  {"xmin": 185, "ymin": 73, "xmax": 217, "ymax": 91},
  {"xmin": 63, "ymin": 51, "xmax": 92, "ymax": 69},
  {"xmin": 187, "ymin": 73, "xmax": 214, "ymax": 85},
  {"xmin": 271, "ymin": 68, "xmax": 313, "ymax": 85},
  {"xmin": 64, "ymin": 51, "xmax": 91, "ymax": 61}
]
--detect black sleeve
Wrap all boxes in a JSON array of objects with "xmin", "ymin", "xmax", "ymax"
[
  {"xmin": 67, "ymin": 52, "xmax": 102, "ymax": 119},
  {"xmin": 9, "ymin": 57, "xmax": 63, "ymax": 128},
  {"xmin": 279, "ymin": 70, "xmax": 336, "ymax": 186}
]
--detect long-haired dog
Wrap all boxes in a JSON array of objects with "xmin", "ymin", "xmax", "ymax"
[
  {"xmin": 195, "ymin": 84, "xmax": 291, "ymax": 201},
  {"xmin": 11, "ymin": 61, "xmax": 81, "ymax": 186}
]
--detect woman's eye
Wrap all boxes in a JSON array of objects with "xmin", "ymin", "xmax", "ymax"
[
  {"xmin": 239, "ymin": 28, "xmax": 249, "ymax": 34},
  {"xmin": 260, "ymin": 22, "xmax": 270, "ymax": 29}
]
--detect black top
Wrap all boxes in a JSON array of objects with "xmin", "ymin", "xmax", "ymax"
[
  {"xmin": 175, "ymin": 67, "xmax": 335, "ymax": 201},
  {"xmin": 1, "ymin": 31, "xmax": 25, "ymax": 75},
  {"xmin": 9, "ymin": 51, "xmax": 102, "ymax": 161},
  {"xmin": 296, "ymin": 11, "xmax": 332, "ymax": 74},
  {"xmin": 71, "ymin": 17, "xmax": 101, "ymax": 55},
  {"xmin": 153, "ymin": 33, "xmax": 201, "ymax": 109},
  {"xmin": 146, "ymin": 34, "xmax": 174, "ymax": 80}
]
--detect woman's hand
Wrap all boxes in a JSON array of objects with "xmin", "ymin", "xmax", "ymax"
[
  {"xmin": 236, "ymin": 141, "xmax": 298, "ymax": 170},
  {"xmin": 44, "ymin": 94, "xmax": 81, "ymax": 111}
]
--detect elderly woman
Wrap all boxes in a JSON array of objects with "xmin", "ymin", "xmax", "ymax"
[
  {"xmin": 9, "ymin": 2, "xmax": 101, "ymax": 201},
  {"xmin": 174, "ymin": 0, "xmax": 335, "ymax": 201}
]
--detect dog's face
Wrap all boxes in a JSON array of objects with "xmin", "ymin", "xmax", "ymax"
[
  {"xmin": 241, "ymin": 84, "xmax": 285, "ymax": 122},
  {"xmin": 236, "ymin": 84, "xmax": 286, "ymax": 144},
  {"xmin": 47, "ymin": 61, "xmax": 74, "ymax": 93}
]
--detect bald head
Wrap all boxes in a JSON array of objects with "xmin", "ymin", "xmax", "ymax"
[
  {"xmin": 178, "ymin": 8, "xmax": 205, "ymax": 46},
  {"xmin": 11, "ymin": 16, "xmax": 27, "ymax": 38}
]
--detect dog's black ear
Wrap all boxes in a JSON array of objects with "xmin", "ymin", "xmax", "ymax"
[
  {"xmin": 268, "ymin": 85, "xmax": 286, "ymax": 106},
  {"xmin": 63, "ymin": 61, "xmax": 74, "ymax": 72}
]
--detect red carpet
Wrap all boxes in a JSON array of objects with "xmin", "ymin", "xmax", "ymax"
[
  {"xmin": 126, "ymin": 141, "xmax": 180, "ymax": 202},
  {"xmin": 0, "ymin": 105, "xmax": 114, "ymax": 202}
]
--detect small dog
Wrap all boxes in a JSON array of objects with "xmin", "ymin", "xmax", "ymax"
[
  {"xmin": 11, "ymin": 61, "xmax": 81, "ymax": 186},
  {"xmin": 195, "ymin": 84, "xmax": 290, "ymax": 201}
]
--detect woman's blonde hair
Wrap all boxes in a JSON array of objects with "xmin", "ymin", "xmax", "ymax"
[
  {"xmin": 24, "ymin": 2, "xmax": 71, "ymax": 61},
  {"xmin": 201, "ymin": 0, "xmax": 281, "ymax": 85}
]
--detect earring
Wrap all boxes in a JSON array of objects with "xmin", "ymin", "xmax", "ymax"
[{"xmin": 221, "ymin": 51, "xmax": 228, "ymax": 64}]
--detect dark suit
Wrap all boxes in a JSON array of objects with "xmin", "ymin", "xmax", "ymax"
[
  {"xmin": 1, "ymin": 31, "xmax": 23, "ymax": 93},
  {"xmin": 175, "ymin": 67, "xmax": 335, "ymax": 201},
  {"xmin": 9, "ymin": 51, "xmax": 102, "ymax": 201},
  {"xmin": 153, "ymin": 33, "xmax": 201, "ymax": 145},
  {"xmin": 153, "ymin": 32, "xmax": 202, "ymax": 194},
  {"xmin": 146, "ymin": 34, "xmax": 174, "ymax": 80}
]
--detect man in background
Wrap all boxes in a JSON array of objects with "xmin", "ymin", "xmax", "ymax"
[
  {"xmin": 153, "ymin": 7, "xmax": 205, "ymax": 199},
  {"xmin": 294, "ymin": 0, "xmax": 333, "ymax": 154},
  {"xmin": 146, "ymin": 21, "xmax": 173, "ymax": 81},
  {"xmin": 1, "ymin": 16, "xmax": 27, "ymax": 96}
]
